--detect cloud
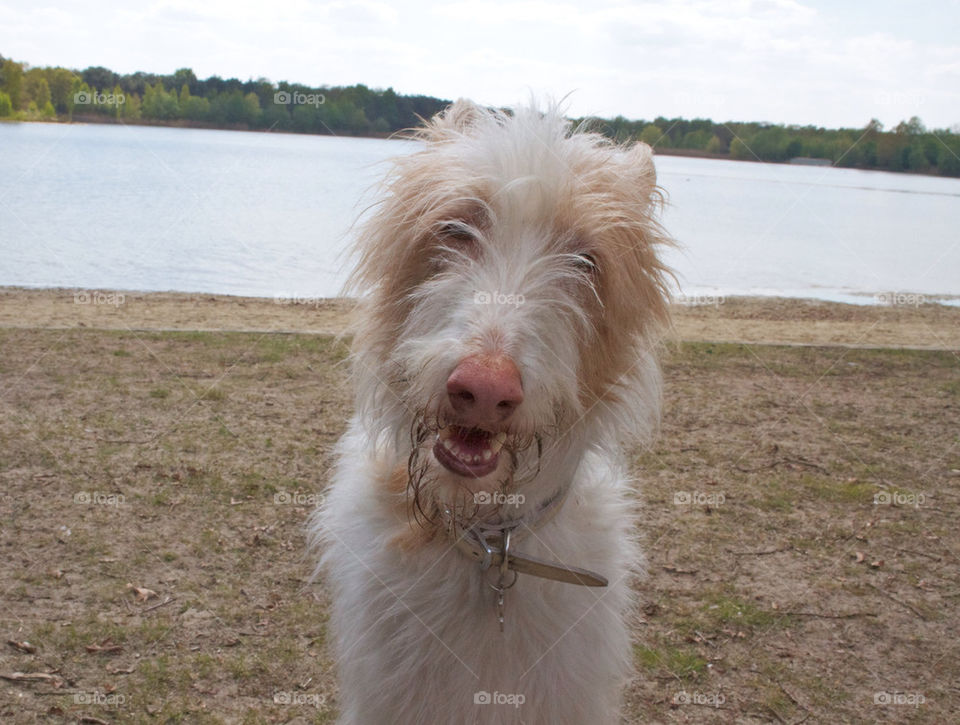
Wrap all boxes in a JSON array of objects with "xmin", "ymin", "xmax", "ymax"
[{"xmin": 0, "ymin": 0, "xmax": 957, "ymax": 128}]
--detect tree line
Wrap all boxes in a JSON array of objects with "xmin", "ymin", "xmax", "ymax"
[
  {"xmin": 0, "ymin": 56, "xmax": 447, "ymax": 136},
  {"xmin": 588, "ymin": 114, "xmax": 960, "ymax": 175},
  {"xmin": 1, "ymin": 53, "xmax": 958, "ymax": 176}
]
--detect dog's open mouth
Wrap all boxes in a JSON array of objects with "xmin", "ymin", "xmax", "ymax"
[{"xmin": 432, "ymin": 426, "xmax": 507, "ymax": 478}]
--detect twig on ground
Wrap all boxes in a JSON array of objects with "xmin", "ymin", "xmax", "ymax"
[
  {"xmin": 735, "ymin": 456, "xmax": 828, "ymax": 474},
  {"xmin": 0, "ymin": 671, "xmax": 64, "ymax": 686},
  {"xmin": 780, "ymin": 611, "xmax": 878, "ymax": 619},
  {"xmin": 662, "ymin": 565, "xmax": 698, "ymax": 575},
  {"xmin": 729, "ymin": 547, "xmax": 792, "ymax": 557},
  {"xmin": 776, "ymin": 680, "xmax": 809, "ymax": 714},
  {"xmin": 890, "ymin": 546, "xmax": 942, "ymax": 562},
  {"xmin": 866, "ymin": 583, "xmax": 928, "ymax": 620},
  {"xmin": 143, "ymin": 596, "xmax": 177, "ymax": 613}
]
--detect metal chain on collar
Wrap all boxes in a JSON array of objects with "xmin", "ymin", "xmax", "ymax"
[
  {"xmin": 485, "ymin": 528, "xmax": 518, "ymax": 632},
  {"xmin": 441, "ymin": 487, "xmax": 608, "ymax": 633}
]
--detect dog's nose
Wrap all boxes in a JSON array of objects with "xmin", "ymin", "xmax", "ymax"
[{"xmin": 446, "ymin": 354, "xmax": 524, "ymax": 423}]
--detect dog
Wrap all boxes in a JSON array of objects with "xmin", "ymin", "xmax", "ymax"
[{"xmin": 311, "ymin": 99, "xmax": 672, "ymax": 724}]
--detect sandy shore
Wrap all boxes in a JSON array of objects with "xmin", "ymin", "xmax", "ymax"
[{"xmin": 1, "ymin": 287, "xmax": 957, "ymax": 349}]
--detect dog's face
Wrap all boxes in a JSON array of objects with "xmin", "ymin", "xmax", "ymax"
[{"xmin": 349, "ymin": 101, "xmax": 671, "ymax": 500}]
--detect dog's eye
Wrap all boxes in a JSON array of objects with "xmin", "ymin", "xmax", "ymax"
[
  {"xmin": 433, "ymin": 222, "xmax": 481, "ymax": 266},
  {"xmin": 573, "ymin": 253, "xmax": 598, "ymax": 274},
  {"xmin": 436, "ymin": 221, "xmax": 476, "ymax": 244}
]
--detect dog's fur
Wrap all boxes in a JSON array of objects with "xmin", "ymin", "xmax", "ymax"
[{"xmin": 311, "ymin": 100, "xmax": 672, "ymax": 724}]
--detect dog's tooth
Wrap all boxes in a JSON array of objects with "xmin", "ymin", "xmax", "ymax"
[
  {"xmin": 489, "ymin": 432, "xmax": 507, "ymax": 454},
  {"xmin": 438, "ymin": 427, "xmax": 454, "ymax": 442},
  {"xmin": 443, "ymin": 437, "xmax": 453, "ymax": 451},
  {"xmin": 473, "ymin": 454, "xmax": 481, "ymax": 463},
  {"xmin": 482, "ymin": 449, "xmax": 492, "ymax": 461}
]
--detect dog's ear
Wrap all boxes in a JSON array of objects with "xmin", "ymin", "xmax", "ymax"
[
  {"xmin": 428, "ymin": 99, "xmax": 486, "ymax": 137},
  {"xmin": 620, "ymin": 141, "xmax": 659, "ymax": 200}
]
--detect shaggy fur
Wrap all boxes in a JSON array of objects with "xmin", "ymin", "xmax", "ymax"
[{"xmin": 311, "ymin": 100, "xmax": 672, "ymax": 724}]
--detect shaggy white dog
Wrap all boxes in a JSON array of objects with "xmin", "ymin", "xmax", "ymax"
[{"xmin": 312, "ymin": 100, "xmax": 672, "ymax": 724}]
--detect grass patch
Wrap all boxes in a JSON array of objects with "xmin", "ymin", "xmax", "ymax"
[
  {"xmin": 702, "ymin": 595, "xmax": 779, "ymax": 631},
  {"xmin": 796, "ymin": 474, "xmax": 877, "ymax": 504},
  {"xmin": 634, "ymin": 644, "xmax": 708, "ymax": 680}
]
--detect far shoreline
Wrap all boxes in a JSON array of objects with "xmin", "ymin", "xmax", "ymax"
[{"xmin": 4, "ymin": 116, "xmax": 957, "ymax": 179}]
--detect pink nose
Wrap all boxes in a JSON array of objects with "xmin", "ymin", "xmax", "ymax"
[{"xmin": 446, "ymin": 354, "xmax": 524, "ymax": 424}]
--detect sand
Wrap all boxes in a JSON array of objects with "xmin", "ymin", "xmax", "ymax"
[{"xmin": 1, "ymin": 287, "xmax": 958, "ymax": 349}]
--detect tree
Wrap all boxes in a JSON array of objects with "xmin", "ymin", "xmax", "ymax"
[
  {"xmin": 260, "ymin": 101, "xmax": 289, "ymax": 130},
  {"xmin": 241, "ymin": 92, "xmax": 261, "ymax": 126},
  {"xmin": 48, "ymin": 68, "xmax": 74, "ymax": 113},
  {"xmin": 730, "ymin": 137, "xmax": 752, "ymax": 160},
  {"xmin": 180, "ymin": 84, "xmax": 210, "ymax": 121},
  {"xmin": 33, "ymin": 77, "xmax": 52, "ymax": 110},
  {"xmin": 749, "ymin": 127, "xmax": 789, "ymax": 161},
  {"xmin": 938, "ymin": 141, "xmax": 960, "ymax": 176},
  {"xmin": 639, "ymin": 124, "xmax": 665, "ymax": 147},
  {"xmin": 680, "ymin": 129, "xmax": 712, "ymax": 150},
  {"xmin": 81, "ymin": 65, "xmax": 119, "ymax": 91},
  {"xmin": 173, "ymin": 68, "xmax": 198, "ymax": 94},
  {"xmin": 23, "ymin": 68, "xmax": 47, "ymax": 107},
  {"xmin": 0, "ymin": 91, "xmax": 12, "ymax": 117},
  {"xmin": 120, "ymin": 91, "xmax": 141, "ymax": 119},
  {"xmin": 906, "ymin": 143, "xmax": 931, "ymax": 172},
  {"xmin": 706, "ymin": 134, "xmax": 726, "ymax": 153},
  {"xmin": 214, "ymin": 90, "xmax": 257, "ymax": 125},
  {"xmin": 0, "ymin": 59, "xmax": 23, "ymax": 110},
  {"xmin": 142, "ymin": 81, "xmax": 179, "ymax": 120}
]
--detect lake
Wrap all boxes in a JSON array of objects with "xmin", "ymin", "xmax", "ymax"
[{"xmin": 2, "ymin": 122, "xmax": 958, "ymax": 304}]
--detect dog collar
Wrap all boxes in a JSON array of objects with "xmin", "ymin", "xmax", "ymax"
[{"xmin": 441, "ymin": 488, "xmax": 609, "ymax": 588}]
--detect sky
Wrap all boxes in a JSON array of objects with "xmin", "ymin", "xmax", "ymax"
[{"xmin": 2, "ymin": 0, "xmax": 959, "ymax": 130}]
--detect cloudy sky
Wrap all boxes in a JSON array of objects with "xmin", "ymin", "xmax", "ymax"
[{"xmin": 3, "ymin": 0, "xmax": 958, "ymax": 129}]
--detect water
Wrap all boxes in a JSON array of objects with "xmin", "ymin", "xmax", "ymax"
[
  {"xmin": 658, "ymin": 156, "xmax": 960, "ymax": 305},
  {"xmin": 1, "ymin": 122, "xmax": 958, "ymax": 304}
]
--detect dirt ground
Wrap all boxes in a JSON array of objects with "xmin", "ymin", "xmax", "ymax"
[{"xmin": 1, "ymin": 289, "xmax": 958, "ymax": 723}]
